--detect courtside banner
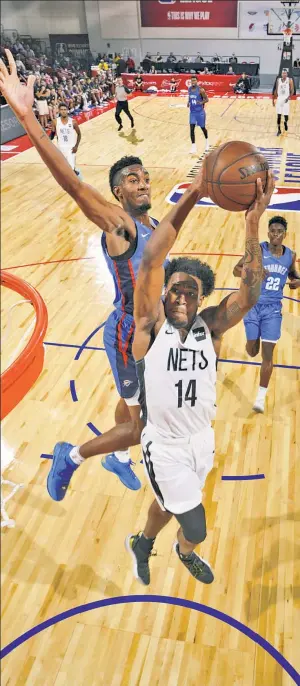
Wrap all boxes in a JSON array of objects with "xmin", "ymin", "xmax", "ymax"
[
  {"xmin": 140, "ymin": 0, "xmax": 238, "ymax": 28},
  {"xmin": 122, "ymin": 73, "xmax": 239, "ymax": 93}
]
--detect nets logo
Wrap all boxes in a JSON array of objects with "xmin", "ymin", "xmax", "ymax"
[{"xmin": 166, "ymin": 184, "xmax": 300, "ymax": 212}]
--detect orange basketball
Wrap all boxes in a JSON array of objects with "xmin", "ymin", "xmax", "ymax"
[{"xmin": 204, "ymin": 141, "xmax": 269, "ymax": 212}]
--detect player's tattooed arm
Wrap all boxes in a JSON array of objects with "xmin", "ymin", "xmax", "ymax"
[
  {"xmin": 0, "ymin": 49, "xmax": 135, "ymax": 237},
  {"xmin": 203, "ymin": 173, "xmax": 275, "ymax": 335},
  {"xmin": 233, "ymin": 256, "xmax": 244, "ymax": 277}
]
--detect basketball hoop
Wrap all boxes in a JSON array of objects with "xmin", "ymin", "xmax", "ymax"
[
  {"xmin": 1, "ymin": 270, "xmax": 48, "ymax": 527},
  {"xmin": 282, "ymin": 27, "xmax": 293, "ymax": 44}
]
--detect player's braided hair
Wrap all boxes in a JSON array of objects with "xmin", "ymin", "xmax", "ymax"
[
  {"xmin": 268, "ymin": 216, "xmax": 287, "ymax": 231},
  {"xmin": 109, "ymin": 156, "xmax": 143, "ymax": 199},
  {"xmin": 165, "ymin": 257, "xmax": 215, "ymax": 297}
]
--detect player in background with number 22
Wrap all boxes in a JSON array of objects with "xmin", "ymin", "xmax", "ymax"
[{"xmin": 233, "ymin": 216, "xmax": 300, "ymax": 413}]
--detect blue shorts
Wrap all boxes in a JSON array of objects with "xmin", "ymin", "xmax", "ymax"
[
  {"xmin": 190, "ymin": 110, "xmax": 206, "ymax": 128},
  {"xmin": 244, "ymin": 302, "xmax": 282, "ymax": 343},
  {"xmin": 103, "ymin": 310, "xmax": 139, "ymax": 401}
]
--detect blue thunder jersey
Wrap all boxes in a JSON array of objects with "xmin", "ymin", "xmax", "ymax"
[
  {"xmin": 188, "ymin": 86, "xmax": 204, "ymax": 113},
  {"xmin": 259, "ymin": 241, "xmax": 293, "ymax": 303},
  {"xmin": 101, "ymin": 218, "xmax": 162, "ymax": 315}
]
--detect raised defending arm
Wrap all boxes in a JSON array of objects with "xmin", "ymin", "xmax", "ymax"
[{"xmin": 0, "ymin": 50, "xmax": 135, "ymax": 237}]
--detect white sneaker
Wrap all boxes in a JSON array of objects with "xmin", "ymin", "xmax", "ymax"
[
  {"xmin": 205, "ymin": 140, "xmax": 210, "ymax": 152},
  {"xmin": 190, "ymin": 143, "xmax": 197, "ymax": 154},
  {"xmin": 253, "ymin": 397, "xmax": 265, "ymax": 413}
]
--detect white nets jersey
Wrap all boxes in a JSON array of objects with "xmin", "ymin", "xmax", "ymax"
[
  {"xmin": 56, "ymin": 116, "xmax": 76, "ymax": 150},
  {"xmin": 137, "ymin": 315, "xmax": 217, "ymax": 439}
]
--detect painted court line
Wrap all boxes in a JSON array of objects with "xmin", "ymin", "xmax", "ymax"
[
  {"xmin": 43, "ymin": 341, "xmax": 300, "ymax": 370},
  {"xmin": 69, "ymin": 380, "xmax": 78, "ymax": 402},
  {"xmin": 222, "ymin": 474, "xmax": 265, "ymax": 481},
  {"xmin": 74, "ymin": 322, "xmax": 107, "ymax": 361},
  {"xmin": 44, "ymin": 342, "xmax": 105, "ymax": 352},
  {"xmin": 0, "ymin": 595, "xmax": 299, "ymax": 683},
  {"xmin": 2, "ymin": 257, "xmax": 94, "ymax": 270},
  {"xmin": 86, "ymin": 422, "xmax": 102, "ymax": 436},
  {"xmin": 4, "ymin": 253, "xmax": 299, "ymax": 270}
]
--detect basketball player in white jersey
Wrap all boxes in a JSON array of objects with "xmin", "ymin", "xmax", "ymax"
[
  {"xmin": 125, "ymin": 168, "xmax": 275, "ymax": 585},
  {"xmin": 273, "ymin": 69, "xmax": 294, "ymax": 136},
  {"xmin": 50, "ymin": 102, "xmax": 81, "ymax": 172}
]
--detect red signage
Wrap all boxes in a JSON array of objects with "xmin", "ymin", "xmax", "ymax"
[
  {"xmin": 122, "ymin": 73, "xmax": 239, "ymax": 94},
  {"xmin": 140, "ymin": 0, "xmax": 238, "ymax": 28}
]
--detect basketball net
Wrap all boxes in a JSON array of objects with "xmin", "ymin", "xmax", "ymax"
[
  {"xmin": 1, "ymin": 472, "xmax": 24, "ymax": 528},
  {"xmin": 282, "ymin": 27, "xmax": 293, "ymax": 45}
]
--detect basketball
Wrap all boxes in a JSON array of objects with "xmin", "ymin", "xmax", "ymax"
[{"xmin": 204, "ymin": 141, "xmax": 269, "ymax": 212}]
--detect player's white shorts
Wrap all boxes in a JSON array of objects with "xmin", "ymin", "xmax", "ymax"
[
  {"xmin": 141, "ymin": 422, "xmax": 215, "ymax": 515},
  {"xmin": 276, "ymin": 98, "xmax": 289, "ymax": 116},
  {"xmin": 59, "ymin": 147, "xmax": 76, "ymax": 170}
]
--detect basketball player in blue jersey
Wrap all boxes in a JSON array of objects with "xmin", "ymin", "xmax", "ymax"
[
  {"xmin": 233, "ymin": 216, "xmax": 300, "ymax": 413},
  {"xmin": 188, "ymin": 75, "xmax": 210, "ymax": 155},
  {"xmin": 0, "ymin": 51, "xmax": 164, "ymax": 495}
]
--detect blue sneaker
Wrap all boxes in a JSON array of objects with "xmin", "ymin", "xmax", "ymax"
[
  {"xmin": 101, "ymin": 453, "xmax": 141, "ymax": 491},
  {"xmin": 47, "ymin": 442, "xmax": 79, "ymax": 501}
]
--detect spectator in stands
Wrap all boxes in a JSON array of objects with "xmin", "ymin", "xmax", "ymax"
[
  {"xmin": 195, "ymin": 52, "xmax": 204, "ymax": 63},
  {"xmin": 227, "ymin": 66, "xmax": 234, "ymax": 75},
  {"xmin": 182, "ymin": 55, "xmax": 189, "ymax": 63},
  {"xmin": 229, "ymin": 53, "xmax": 238, "ymax": 63},
  {"xmin": 155, "ymin": 52, "xmax": 163, "ymax": 63},
  {"xmin": 145, "ymin": 52, "xmax": 152, "ymax": 60},
  {"xmin": 170, "ymin": 77, "xmax": 177, "ymax": 93},
  {"xmin": 13, "ymin": 39, "xmax": 26, "ymax": 55},
  {"xmin": 15, "ymin": 54, "xmax": 26, "ymax": 74},
  {"xmin": 294, "ymin": 56, "xmax": 300, "ymax": 67},
  {"xmin": 135, "ymin": 74, "xmax": 144, "ymax": 92},
  {"xmin": 167, "ymin": 51, "xmax": 177, "ymax": 63},
  {"xmin": 98, "ymin": 57, "xmax": 109, "ymax": 71},
  {"xmin": 48, "ymin": 87, "xmax": 58, "ymax": 121},
  {"xmin": 234, "ymin": 72, "xmax": 251, "ymax": 94},
  {"xmin": 35, "ymin": 81, "xmax": 50, "ymax": 128},
  {"xmin": 116, "ymin": 55, "xmax": 127, "ymax": 76},
  {"xmin": 126, "ymin": 56, "xmax": 135, "ymax": 73}
]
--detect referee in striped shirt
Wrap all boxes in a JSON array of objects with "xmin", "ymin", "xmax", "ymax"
[{"xmin": 114, "ymin": 77, "xmax": 135, "ymax": 131}]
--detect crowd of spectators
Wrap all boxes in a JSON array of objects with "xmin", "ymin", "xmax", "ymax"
[
  {"xmin": 143, "ymin": 50, "xmax": 240, "ymax": 70},
  {"xmin": 0, "ymin": 35, "xmax": 139, "ymax": 128}
]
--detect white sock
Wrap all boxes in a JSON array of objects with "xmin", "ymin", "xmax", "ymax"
[
  {"xmin": 257, "ymin": 386, "xmax": 267, "ymax": 400},
  {"xmin": 69, "ymin": 446, "xmax": 85, "ymax": 465},
  {"xmin": 114, "ymin": 450, "xmax": 130, "ymax": 463}
]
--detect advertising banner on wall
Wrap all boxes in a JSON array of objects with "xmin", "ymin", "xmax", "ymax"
[
  {"xmin": 49, "ymin": 34, "xmax": 90, "ymax": 59},
  {"xmin": 140, "ymin": 0, "xmax": 238, "ymax": 28},
  {"xmin": 1, "ymin": 105, "xmax": 26, "ymax": 144},
  {"xmin": 122, "ymin": 73, "xmax": 239, "ymax": 93}
]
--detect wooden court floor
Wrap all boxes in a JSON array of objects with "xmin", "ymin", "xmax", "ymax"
[{"xmin": 1, "ymin": 96, "xmax": 300, "ymax": 685}]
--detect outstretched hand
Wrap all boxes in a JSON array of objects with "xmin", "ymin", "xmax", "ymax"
[
  {"xmin": 192, "ymin": 162, "xmax": 208, "ymax": 200},
  {"xmin": 0, "ymin": 49, "xmax": 35, "ymax": 120},
  {"xmin": 245, "ymin": 171, "xmax": 275, "ymax": 222}
]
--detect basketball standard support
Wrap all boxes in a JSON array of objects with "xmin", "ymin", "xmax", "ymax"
[{"xmin": 277, "ymin": 1, "xmax": 299, "ymax": 74}]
